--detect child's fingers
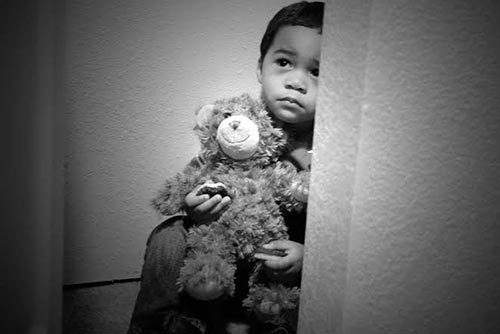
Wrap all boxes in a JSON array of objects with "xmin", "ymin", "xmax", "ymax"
[
  {"xmin": 195, "ymin": 194, "xmax": 223, "ymax": 213},
  {"xmin": 254, "ymin": 253, "xmax": 283, "ymax": 261},
  {"xmin": 260, "ymin": 256, "xmax": 292, "ymax": 271},
  {"xmin": 254, "ymin": 250, "xmax": 291, "ymax": 270},
  {"xmin": 185, "ymin": 191, "xmax": 210, "ymax": 207},
  {"xmin": 262, "ymin": 239, "xmax": 291, "ymax": 250},
  {"xmin": 209, "ymin": 196, "xmax": 231, "ymax": 215}
]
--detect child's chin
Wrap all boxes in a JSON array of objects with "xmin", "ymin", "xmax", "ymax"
[{"xmin": 273, "ymin": 112, "xmax": 304, "ymax": 125}]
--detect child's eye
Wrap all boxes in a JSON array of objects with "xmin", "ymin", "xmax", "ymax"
[
  {"xmin": 311, "ymin": 68, "xmax": 319, "ymax": 77},
  {"xmin": 275, "ymin": 58, "xmax": 291, "ymax": 67}
]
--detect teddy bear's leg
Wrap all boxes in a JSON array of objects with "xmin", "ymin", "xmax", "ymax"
[
  {"xmin": 179, "ymin": 222, "xmax": 239, "ymax": 301},
  {"xmin": 179, "ymin": 252, "xmax": 237, "ymax": 301},
  {"xmin": 242, "ymin": 266, "xmax": 300, "ymax": 333}
]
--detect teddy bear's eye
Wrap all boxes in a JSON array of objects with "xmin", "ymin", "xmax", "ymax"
[{"xmin": 223, "ymin": 111, "xmax": 232, "ymax": 118}]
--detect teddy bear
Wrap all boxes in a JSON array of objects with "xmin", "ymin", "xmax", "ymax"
[{"xmin": 152, "ymin": 94, "xmax": 309, "ymax": 332}]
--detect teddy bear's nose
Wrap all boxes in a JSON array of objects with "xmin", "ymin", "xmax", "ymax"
[{"xmin": 229, "ymin": 120, "xmax": 241, "ymax": 130}]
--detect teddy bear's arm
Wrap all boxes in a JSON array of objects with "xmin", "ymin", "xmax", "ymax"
[
  {"xmin": 196, "ymin": 182, "xmax": 230, "ymax": 198},
  {"xmin": 151, "ymin": 164, "xmax": 208, "ymax": 216},
  {"xmin": 269, "ymin": 161, "xmax": 310, "ymax": 214}
]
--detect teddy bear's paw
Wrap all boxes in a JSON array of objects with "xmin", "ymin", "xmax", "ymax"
[
  {"xmin": 163, "ymin": 313, "xmax": 206, "ymax": 334},
  {"xmin": 185, "ymin": 279, "xmax": 225, "ymax": 301},
  {"xmin": 290, "ymin": 180, "xmax": 308, "ymax": 203},
  {"xmin": 196, "ymin": 180, "xmax": 230, "ymax": 198},
  {"xmin": 244, "ymin": 285, "xmax": 300, "ymax": 313},
  {"xmin": 225, "ymin": 322, "xmax": 250, "ymax": 334},
  {"xmin": 258, "ymin": 300, "xmax": 282, "ymax": 316},
  {"xmin": 178, "ymin": 252, "xmax": 237, "ymax": 299}
]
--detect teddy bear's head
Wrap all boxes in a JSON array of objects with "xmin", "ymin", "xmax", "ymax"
[{"xmin": 195, "ymin": 94, "xmax": 288, "ymax": 168}]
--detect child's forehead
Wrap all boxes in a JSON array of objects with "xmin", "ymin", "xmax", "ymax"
[{"xmin": 269, "ymin": 25, "xmax": 322, "ymax": 60}]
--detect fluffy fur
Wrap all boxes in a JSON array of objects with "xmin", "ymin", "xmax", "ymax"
[{"xmin": 152, "ymin": 94, "xmax": 309, "ymax": 332}]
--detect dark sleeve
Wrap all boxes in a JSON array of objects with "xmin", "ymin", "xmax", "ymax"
[
  {"xmin": 280, "ymin": 151, "xmax": 309, "ymax": 245},
  {"xmin": 284, "ymin": 211, "xmax": 306, "ymax": 244}
]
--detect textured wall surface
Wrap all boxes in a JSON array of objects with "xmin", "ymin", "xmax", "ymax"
[
  {"xmin": 298, "ymin": 0, "xmax": 371, "ymax": 333},
  {"xmin": 300, "ymin": 0, "xmax": 500, "ymax": 333},
  {"xmin": 64, "ymin": 0, "xmax": 294, "ymax": 284},
  {"xmin": 343, "ymin": 1, "xmax": 500, "ymax": 333}
]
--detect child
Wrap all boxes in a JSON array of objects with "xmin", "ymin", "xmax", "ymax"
[{"xmin": 128, "ymin": 2, "xmax": 323, "ymax": 333}]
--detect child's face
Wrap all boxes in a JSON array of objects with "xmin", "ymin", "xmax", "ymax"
[{"xmin": 257, "ymin": 25, "xmax": 321, "ymax": 125}]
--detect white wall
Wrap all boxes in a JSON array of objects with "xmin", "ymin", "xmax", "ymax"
[
  {"xmin": 64, "ymin": 0, "xmax": 295, "ymax": 284},
  {"xmin": 300, "ymin": 0, "xmax": 500, "ymax": 333}
]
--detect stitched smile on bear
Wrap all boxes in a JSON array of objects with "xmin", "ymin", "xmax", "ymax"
[{"xmin": 218, "ymin": 117, "xmax": 253, "ymax": 143}]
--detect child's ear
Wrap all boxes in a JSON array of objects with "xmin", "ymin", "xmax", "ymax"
[
  {"xmin": 196, "ymin": 104, "xmax": 215, "ymax": 128},
  {"xmin": 256, "ymin": 60, "xmax": 263, "ymax": 84}
]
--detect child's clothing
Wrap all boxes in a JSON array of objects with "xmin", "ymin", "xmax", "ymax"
[{"xmin": 128, "ymin": 105, "xmax": 311, "ymax": 334}]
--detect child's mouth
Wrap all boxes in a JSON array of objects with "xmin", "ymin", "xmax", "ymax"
[{"xmin": 279, "ymin": 97, "xmax": 303, "ymax": 108}]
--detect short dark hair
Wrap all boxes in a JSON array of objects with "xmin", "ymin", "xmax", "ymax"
[{"xmin": 259, "ymin": 1, "xmax": 324, "ymax": 62}]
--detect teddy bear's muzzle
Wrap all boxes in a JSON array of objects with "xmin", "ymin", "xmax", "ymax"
[{"xmin": 216, "ymin": 115, "xmax": 260, "ymax": 160}]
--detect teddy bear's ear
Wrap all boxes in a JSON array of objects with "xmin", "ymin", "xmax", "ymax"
[{"xmin": 196, "ymin": 104, "xmax": 215, "ymax": 128}]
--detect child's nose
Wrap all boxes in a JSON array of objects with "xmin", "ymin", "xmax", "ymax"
[{"xmin": 285, "ymin": 71, "xmax": 307, "ymax": 94}]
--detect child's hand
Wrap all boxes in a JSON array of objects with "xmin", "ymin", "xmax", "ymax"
[
  {"xmin": 184, "ymin": 186, "xmax": 231, "ymax": 225},
  {"xmin": 254, "ymin": 240, "xmax": 304, "ymax": 283}
]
